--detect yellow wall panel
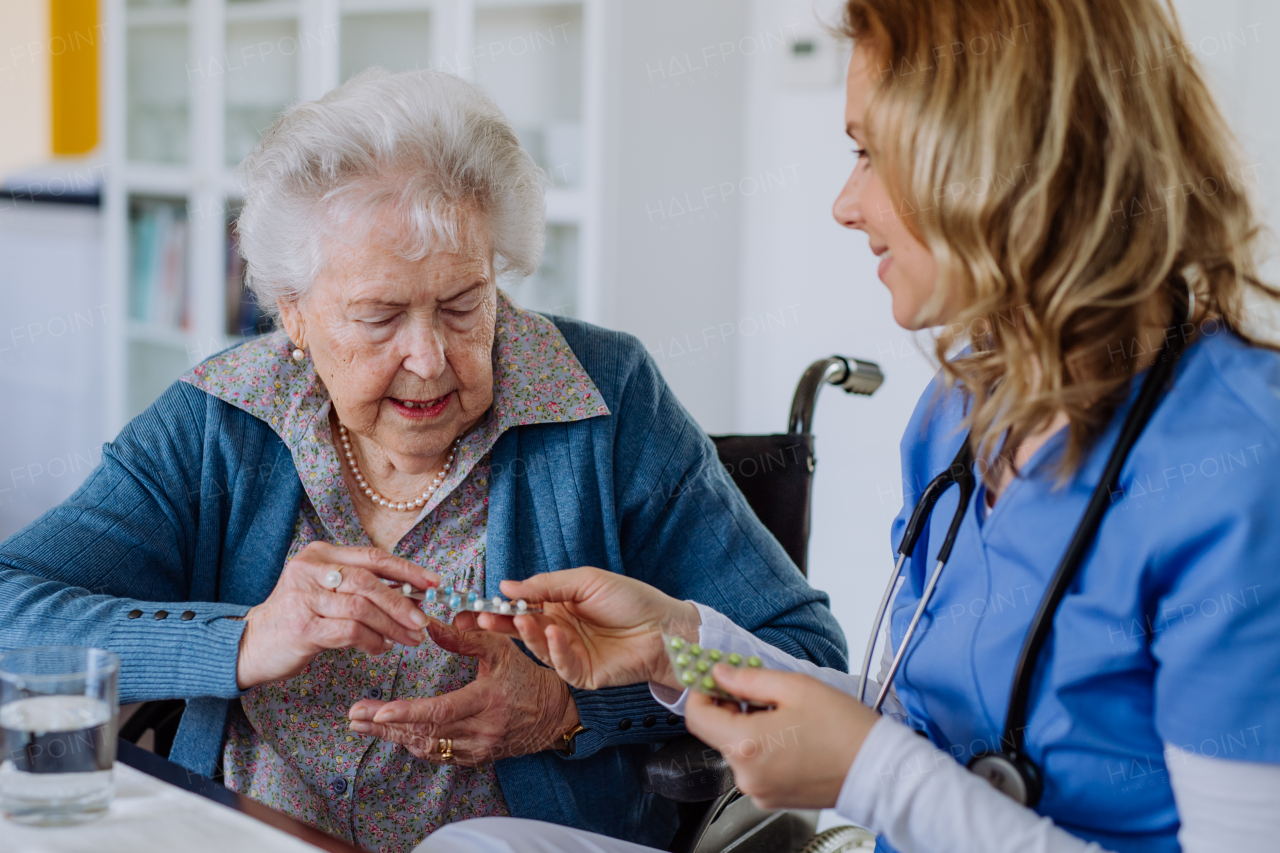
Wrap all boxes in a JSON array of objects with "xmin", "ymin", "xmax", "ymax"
[{"xmin": 50, "ymin": 0, "xmax": 98, "ymax": 155}]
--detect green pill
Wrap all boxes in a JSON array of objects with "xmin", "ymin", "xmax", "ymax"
[
  {"xmin": 701, "ymin": 676, "xmax": 717, "ymax": 691},
  {"xmin": 689, "ymin": 644, "xmax": 703, "ymax": 656},
  {"xmin": 707, "ymin": 649, "xmax": 722, "ymax": 662},
  {"xmin": 675, "ymin": 654, "xmax": 690, "ymax": 668},
  {"xmin": 727, "ymin": 653, "xmax": 742, "ymax": 666},
  {"xmin": 669, "ymin": 637, "xmax": 685, "ymax": 650},
  {"xmin": 680, "ymin": 671, "xmax": 697, "ymax": 686},
  {"xmin": 746, "ymin": 656, "xmax": 762, "ymax": 668},
  {"xmin": 695, "ymin": 660, "xmax": 710, "ymax": 673}
]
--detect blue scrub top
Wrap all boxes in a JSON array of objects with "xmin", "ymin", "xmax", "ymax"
[{"xmin": 881, "ymin": 327, "xmax": 1280, "ymax": 853}]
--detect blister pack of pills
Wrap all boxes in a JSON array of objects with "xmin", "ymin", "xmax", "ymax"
[
  {"xmin": 663, "ymin": 636, "xmax": 772, "ymax": 710},
  {"xmin": 397, "ymin": 583, "xmax": 543, "ymax": 615}
]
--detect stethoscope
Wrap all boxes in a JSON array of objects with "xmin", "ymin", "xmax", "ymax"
[{"xmin": 855, "ymin": 336, "xmax": 1183, "ymax": 807}]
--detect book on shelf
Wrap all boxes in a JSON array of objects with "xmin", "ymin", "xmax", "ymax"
[
  {"xmin": 225, "ymin": 224, "xmax": 273, "ymax": 338},
  {"xmin": 129, "ymin": 200, "xmax": 190, "ymax": 331}
]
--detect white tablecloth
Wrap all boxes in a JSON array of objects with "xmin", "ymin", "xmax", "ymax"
[{"xmin": 2, "ymin": 762, "xmax": 326, "ymax": 853}]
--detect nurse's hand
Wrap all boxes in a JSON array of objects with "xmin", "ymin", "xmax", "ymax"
[
  {"xmin": 684, "ymin": 665, "xmax": 878, "ymax": 810},
  {"xmin": 236, "ymin": 543, "xmax": 439, "ymax": 689},
  {"xmin": 474, "ymin": 567, "xmax": 701, "ymax": 691}
]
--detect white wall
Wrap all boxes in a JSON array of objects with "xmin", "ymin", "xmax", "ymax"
[
  {"xmin": 1170, "ymin": 0, "xmax": 1280, "ymax": 292},
  {"xmin": 602, "ymin": 0, "xmax": 753, "ymax": 434},
  {"xmin": 734, "ymin": 0, "xmax": 1280, "ymax": 650},
  {"xmin": 0, "ymin": 0, "xmax": 49, "ymax": 178}
]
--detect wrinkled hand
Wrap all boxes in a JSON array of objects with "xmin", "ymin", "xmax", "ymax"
[
  {"xmin": 236, "ymin": 542, "xmax": 439, "ymax": 689},
  {"xmin": 474, "ymin": 567, "xmax": 701, "ymax": 691},
  {"xmin": 684, "ymin": 665, "xmax": 878, "ymax": 810},
  {"xmin": 346, "ymin": 613, "xmax": 580, "ymax": 766}
]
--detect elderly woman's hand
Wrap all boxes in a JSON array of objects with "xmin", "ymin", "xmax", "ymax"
[
  {"xmin": 475, "ymin": 567, "xmax": 701, "ymax": 691},
  {"xmin": 236, "ymin": 542, "xmax": 439, "ymax": 689},
  {"xmin": 346, "ymin": 615, "xmax": 578, "ymax": 766}
]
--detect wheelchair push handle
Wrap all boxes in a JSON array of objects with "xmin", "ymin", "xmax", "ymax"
[{"xmin": 788, "ymin": 356, "xmax": 885, "ymax": 434}]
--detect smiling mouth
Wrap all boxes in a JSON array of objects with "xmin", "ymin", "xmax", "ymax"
[{"xmin": 390, "ymin": 393, "xmax": 452, "ymax": 416}]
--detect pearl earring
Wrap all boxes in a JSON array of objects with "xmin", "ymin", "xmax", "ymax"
[{"xmin": 292, "ymin": 347, "xmax": 305, "ymax": 362}]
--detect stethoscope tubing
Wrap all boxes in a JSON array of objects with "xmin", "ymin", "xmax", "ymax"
[
  {"xmin": 856, "ymin": 551, "xmax": 907, "ymax": 705},
  {"xmin": 874, "ymin": 558, "xmax": 946, "ymax": 712},
  {"xmin": 858, "ymin": 439, "xmax": 975, "ymax": 711}
]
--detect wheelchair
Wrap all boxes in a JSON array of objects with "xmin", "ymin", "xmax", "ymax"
[
  {"xmin": 123, "ymin": 354, "xmax": 886, "ymax": 853},
  {"xmin": 642, "ymin": 355, "xmax": 882, "ymax": 853}
]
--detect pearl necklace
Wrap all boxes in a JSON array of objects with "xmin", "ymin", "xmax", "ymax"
[{"xmin": 338, "ymin": 423, "xmax": 460, "ymax": 512}]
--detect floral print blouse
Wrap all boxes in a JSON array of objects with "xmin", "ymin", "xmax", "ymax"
[{"xmin": 182, "ymin": 292, "xmax": 609, "ymax": 853}]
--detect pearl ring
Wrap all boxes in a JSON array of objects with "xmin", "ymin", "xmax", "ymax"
[{"xmin": 321, "ymin": 566, "xmax": 345, "ymax": 590}]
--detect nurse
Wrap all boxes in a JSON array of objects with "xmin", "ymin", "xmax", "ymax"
[{"xmin": 401, "ymin": 0, "xmax": 1280, "ymax": 851}]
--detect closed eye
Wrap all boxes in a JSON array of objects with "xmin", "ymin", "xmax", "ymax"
[{"xmin": 442, "ymin": 288, "xmax": 486, "ymax": 317}]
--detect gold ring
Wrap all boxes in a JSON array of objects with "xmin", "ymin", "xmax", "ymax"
[{"xmin": 438, "ymin": 737, "xmax": 453, "ymax": 762}]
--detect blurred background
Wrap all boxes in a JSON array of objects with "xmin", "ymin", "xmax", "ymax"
[{"xmin": 2, "ymin": 0, "xmax": 1279, "ymax": 654}]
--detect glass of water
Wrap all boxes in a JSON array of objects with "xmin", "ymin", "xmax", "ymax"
[{"xmin": 0, "ymin": 647, "xmax": 119, "ymax": 825}]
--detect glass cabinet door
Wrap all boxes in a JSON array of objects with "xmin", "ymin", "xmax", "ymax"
[
  {"xmin": 125, "ymin": 193, "xmax": 196, "ymax": 418},
  {"xmin": 507, "ymin": 222, "xmax": 578, "ymax": 316},
  {"xmin": 225, "ymin": 12, "xmax": 300, "ymax": 166},
  {"xmin": 128, "ymin": 196, "xmax": 191, "ymax": 330},
  {"xmin": 474, "ymin": 3, "xmax": 583, "ymax": 188},
  {"xmin": 340, "ymin": 2, "xmax": 433, "ymax": 80},
  {"xmin": 126, "ymin": 4, "xmax": 191, "ymax": 164}
]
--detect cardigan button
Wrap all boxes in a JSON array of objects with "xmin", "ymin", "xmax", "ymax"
[
  {"xmin": 618, "ymin": 718, "xmax": 631, "ymax": 731},
  {"xmin": 127, "ymin": 610, "xmax": 142, "ymax": 619},
  {"xmin": 642, "ymin": 715, "xmax": 656, "ymax": 728},
  {"xmin": 181, "ymin": 611, "xmax": 196, "ymax": 621},
  {"xmin": 153, "ymin": 610, "xmax": 168, "ymax": 620},
  {"xmin": 367, "ymin": 687, "xmax": 382, "ymax": 700},
  {"xmin": 330, "ymin": 776, "xmax": 347, "ymax": 796},
  {"xmin": 667, "ymin": 714, "xmax": 681, "ymax": 726}
]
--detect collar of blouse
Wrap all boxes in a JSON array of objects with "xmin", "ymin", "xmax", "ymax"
[{"xmin": 182, "ymin": 290, "xmax": 611, "ymax": 539}]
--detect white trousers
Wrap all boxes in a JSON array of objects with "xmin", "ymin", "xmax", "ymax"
[{"xmin": 414, "ymin": 817, "xmax": 664, "ymax": 853}]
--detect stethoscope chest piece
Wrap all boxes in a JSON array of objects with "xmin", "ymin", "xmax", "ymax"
[{"xmin": 968, "ymin": 751, "xmax": 1042, "ymax": 806}]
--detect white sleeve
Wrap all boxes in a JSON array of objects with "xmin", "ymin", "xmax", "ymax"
[
  {"xmin": 834, "ymin": 721, "xmax": 1280, "ymax": 853},
  {"xmin": 1166, "ymin": 743, "xmax": 1280, "ymax": 852},
  {"xmin": 837, "ymin": 716, "xmax": 1108, "ymax": 853},
  {"xmin": 648, "ymin": 603, "xmax": 904, "ymax": 720}
]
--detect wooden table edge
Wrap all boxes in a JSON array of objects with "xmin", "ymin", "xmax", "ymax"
[{"xmin": 117, "ymin": 739, "xmax": 364, "ymax": 853}]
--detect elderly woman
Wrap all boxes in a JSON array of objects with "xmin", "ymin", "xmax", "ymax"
[{"xmin": 0, "ymin": 70, "xmax": 844, "ymax": 851}]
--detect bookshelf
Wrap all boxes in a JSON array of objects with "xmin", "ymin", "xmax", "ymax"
[{"xmin": 103, "ymin": 0, "xmax": 606, "ymax": 430}]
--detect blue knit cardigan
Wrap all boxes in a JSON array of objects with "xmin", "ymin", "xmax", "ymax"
[{"xmin": 0, "ymin": 316, "xmax": 847, "ymax": 847}]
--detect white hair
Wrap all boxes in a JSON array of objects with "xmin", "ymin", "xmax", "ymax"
[{"xmin": 235, "ymin": 68, "xmax": 546, "ymax": 317}]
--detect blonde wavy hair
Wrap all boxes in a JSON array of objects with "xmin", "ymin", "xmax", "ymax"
[{"xmin": 841, "ymin": 0, "xmax": 1278, "ymax": 479}]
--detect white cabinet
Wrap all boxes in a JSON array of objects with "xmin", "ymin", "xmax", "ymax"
[{"xmin": 104, "ymin": 0, "xmax": 605, "ymax": 430}]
